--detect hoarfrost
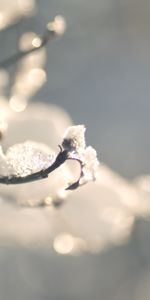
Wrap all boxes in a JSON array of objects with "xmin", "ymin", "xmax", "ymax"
[
  {"xmin": 0, "ymin": 141, "xmax": 55, "ymax": 177},
  {"xmin": 0, "ymin": 125, "xmax": 99, "ymax": 188},
  {"xmin": 62, "ymin": 125, "xmax": 86, "ymax": 151},
  {"xmin": 62, "ymin": 125, "xmax": 99, "ymax": 186}
]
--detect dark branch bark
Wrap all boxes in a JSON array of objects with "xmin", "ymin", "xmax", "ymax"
[
  {"xmin": 0, "ymin": 150, "xmax": 83, "ymax": 190},
  {"xmin": 0, "ymin": 149, "xmax": 68, "ymax": 185}
]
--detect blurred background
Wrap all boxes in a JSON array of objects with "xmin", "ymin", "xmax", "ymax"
[{"xmin": 0, "ymin": 0, "xmax": 150, "ymax": 299}]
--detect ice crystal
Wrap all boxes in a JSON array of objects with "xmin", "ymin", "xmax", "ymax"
[
  {"xmin": 80, "ymin": 146, "xmax": 99, "ymax": 184},
  {"xmin": 0, "ymin": 124, "xmax": 99, "ymax": 191},
  {"xmin": 1, "ymin": 141, "xmax": 55, "ymax": 177},
  {"xmin": 62, "ymin": 125, "xmax": 86, "ymax": 152},
  {"xmin": 0, "ymin": 146, "xmax": 13, "ymax": 176},
  {"xmin": 62, "ymin": 125, "xmax": 99, "ymax": 186}
]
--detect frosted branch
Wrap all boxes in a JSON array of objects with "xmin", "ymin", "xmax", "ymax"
[{"xmin": 0, "ymin": 125, "xmax": 99, "ymax": 190}]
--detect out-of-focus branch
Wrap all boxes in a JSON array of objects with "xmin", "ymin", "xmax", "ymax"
[{"xmin": 0, "ymin": 15, "xmax": 66, "ymax": 68}]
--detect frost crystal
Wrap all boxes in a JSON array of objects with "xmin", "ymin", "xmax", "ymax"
[
  {"xmin": 62, "ymin": 125, "xmax": 100, "ymax": 186},
  {"xmin": 62, "ymin": 125, "xmax": 86, "ymax": 152},
  {"xmin": 80, "ymin": 146, "xmax": 99, "ymax": 184},
  {"xmin": 2, "ymin": 141, "xmax": 55, "ymax": 177},
  {"xmin": 0, "ymin": 125, "xmax": 99, "ymax": 189},
  {"xmin": 0, "ymin": 146, "xmax": 14, "ymax": 176}
]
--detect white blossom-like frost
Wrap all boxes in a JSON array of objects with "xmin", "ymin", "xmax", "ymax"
[{"xmin": 62, "ymin": 125, "xmax": 100, "ymax": 186}]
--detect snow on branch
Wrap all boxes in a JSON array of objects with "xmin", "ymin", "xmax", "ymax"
[{"xmin": 0, "ymin": 125, "xmax": 99, "ymax": 190}]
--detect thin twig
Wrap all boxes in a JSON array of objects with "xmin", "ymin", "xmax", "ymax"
[
  {"xmin": 0, "ymin": 29, "xmax": 55, "ymax": 68},
  {"xmin": 65, "ymin": 157, "xmax": 84, "ymax": 190},
  {"xmin": 0, "ymin": 14, "xmax": 66, "ymax": 68}
]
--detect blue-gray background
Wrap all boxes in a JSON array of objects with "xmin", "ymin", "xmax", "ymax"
[{"xmin": 37, "ymin": 0, "xmax": 150, "ymax": 179}]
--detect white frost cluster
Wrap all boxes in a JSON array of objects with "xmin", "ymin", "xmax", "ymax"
[
  {"xmin": 62, "ymin": 125, "xmax": 99, "ymax": 185},
  {"xmin": 62, "ymin": 125, "xmax": 86, "ymax": 151},
  {"xmin": 0, "ymin": 124, "xmax": 99, "ymax": 185},
  {"xmin": 0, "ymin": 141, "xmax": 55, "ymax": 177}
]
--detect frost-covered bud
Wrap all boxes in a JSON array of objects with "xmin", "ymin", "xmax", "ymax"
[
  {"xmin": 47, "ymin": 15, "xmax": 66, "ymax": 36},
  {"xmin": 62, "ymin": 125, "xmax": 86, "ymax": 152}
]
